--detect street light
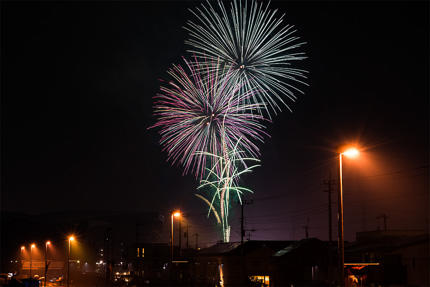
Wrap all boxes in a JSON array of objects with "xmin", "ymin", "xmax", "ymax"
[
  {"xmin": 67, "ymin": 236, "xmax": 75, "ymax": 287},
  {"xmin": 45, "ymin": 241, "xmax": 51, "ymax": 287},
  {"xmin": 30, "ymin": 243, "xmax": 36, "ymax": 279},
  {"xmin": 171, "ymin": 211, "xmax": 181, "ymax": 262},
  {"xmin": 20, "ymin": 246, "xmax": 25, "ymax": 277},
  {"xmin": 338, "ymin": 147, "xmax": 359, "ymax": 287}
]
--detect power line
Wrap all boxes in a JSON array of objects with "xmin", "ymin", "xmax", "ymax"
[
  {"xmin": 246, "ymin": 204, "xmax": 327, "ymax": 219},
  {"xmin": 359, "ymin": 165, "xmax": 428, "ymax": 179}
]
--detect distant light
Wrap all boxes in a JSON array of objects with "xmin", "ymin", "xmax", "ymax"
[
  {"xmin": 173, "ymin": 211, "xmax": 181, "ymax": 217},
  {"xmin": 344, "ymin": 262, "xmax": 380, "ymax": 266},
  {"xmin": 46, "ymin": 241, "xmax": 51, "ymax": 246},
  {"xmin": 77, "ymin": 260, "xmax": 80, "ymax": 264},
  {"xmin": 21, "ymin": 246, "xmax": 25, "ymax": 251},
  {"xmin": 31, "ymin": 243, "xmax": 36, "ymax": 249},
  {"xmin": 342, "ymin": 148, "xmax": 359, "ymax": 158},
  {"xmin": 68, "ymin": 235, "xmax": 75, "ymax": 242}
]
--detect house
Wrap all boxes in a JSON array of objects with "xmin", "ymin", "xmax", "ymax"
[
  {"xmin": 271, "ymin": 238, "xmax": 336, "ymax": 286},
  {"xmin": 195, "ymin": 240, "xmax": 334, "ymax": 287},
  {"xmin": 345, "ymin": 230, "xmax": 429, "ymax": 287}
]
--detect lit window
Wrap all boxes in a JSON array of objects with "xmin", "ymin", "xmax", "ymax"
[
  {"xmin": 141, "ymin": 248, "xmax": 144, "ymax": 258},
  {"xmin": 136, "ymin": 248, "xmax": 140, "ymax": 257},
  {"xmin": 249, "ymin": 275, "xmax": 270, "ymax": 286}
]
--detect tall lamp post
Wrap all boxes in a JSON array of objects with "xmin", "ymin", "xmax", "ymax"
[
  {"xmin": 30, "ymin": 243, "xmax": 36, "ymax": 279},
  {"xmin": 67, "ymin": 236, "xmax": 75, "ymax": 287},
  {"xmin": 338, "ymin": 147, "xmax": 359, "ymax": 287},
  {"xmin": 45, "ymin": 241, "xmax": 51, "ymax": 287},
  {"xmin": 171, "ymin": 211, "xmax": 181, "ymax": 262},
  {"xmin": 20, "ymin": 246, "xmax": 25, "ymax": 278}
]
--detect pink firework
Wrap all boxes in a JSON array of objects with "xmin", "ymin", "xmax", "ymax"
[{"xmin": 152, "ymin": 58, "xmax": 268, "ymax": 179}]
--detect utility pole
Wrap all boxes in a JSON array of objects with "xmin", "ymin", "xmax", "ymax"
[
  {"xmin": 186, "ymin": 223, "xmax": 189, "ymax": 249},
  {"xmin": 324, "ymin": 171, "xmax": 338, "ymax": 286},
  {"xmin": 245, "ymin": 229, "xmax": 256, "ymax": 241},
  {"xmin": 302, "ymin": 217, "xmax": 310, "ymax": 239},
  {"xmin": 241, "ymin": 199, "xmax": 253, "ymax": 244},
  {"xmin": 377, "ymin": 214, "xmax": 388, "ymax": 231},
  {"xmin": 194, "ymin": 233, "xmax": 199, "ymax": 250},
  {"xmin": 323, "ymin": 172, "xmax": 335, "ymax": 243},
  {"xmin": 323, "ymin": 172, "xmax": 336, "ymax": 285},
  {"xmin": 240, "ymin": 199, "xmax": 253, "ymax": 286},
  {"xmin": 241, "ymin": 201, "xmax": 244, "ymax": 245}
]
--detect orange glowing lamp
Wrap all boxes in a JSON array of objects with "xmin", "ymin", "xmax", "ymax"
[{"xmin": 342, "ymin": 147, "xmax": 359, "ymax": 158}]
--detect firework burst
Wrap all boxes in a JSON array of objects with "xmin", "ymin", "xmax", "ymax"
[
  {"xmin": 184, "ymin": 0, "xmax": 308, "ymax": 116},
  {"xmin": 197, "ymin": 137, "xmax": 260, "ymax": 242},
  {"xmin": 152, "ymin": 58, "xmax": 267, "ymax": 179}
]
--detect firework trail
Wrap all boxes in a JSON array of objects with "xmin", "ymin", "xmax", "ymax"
[
  {"xmin": 194, "ymin": 193, "xmax": 221, "ymax": 224},
  {"xmin": 197, "ymin": 137, "xmax": 260, "ymax": 242},
  {"xmin": 152, "ymin": 57, "xmax": 267, "ymax": 179},
  {"xmin": 184, "ymin": 0, "xmax": 308, "ymax": 116}
]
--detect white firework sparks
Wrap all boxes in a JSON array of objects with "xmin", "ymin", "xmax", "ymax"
[{"xmin": 184, "ymin": 0, "xmax": 308, "ymax": 116}]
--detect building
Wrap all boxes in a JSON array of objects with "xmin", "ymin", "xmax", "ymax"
[
  {"xmin": 345, "ymin": 230, "xmax": 429, "ymax": 286},
  {"xmin": 133, "ymin": 242, "xmax": 170, "ymax": 284},
  {"xmin": 271, "ymin": 238, "xmax": 336, "ymax": 286},
  {"xmin": 194, "ymin": 240, "xmax": 328, "ymax": 287}
]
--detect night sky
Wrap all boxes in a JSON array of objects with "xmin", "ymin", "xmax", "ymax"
[{"xmin": 2, "ymin": 1, "xmax": 428, "ymax": 246}]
